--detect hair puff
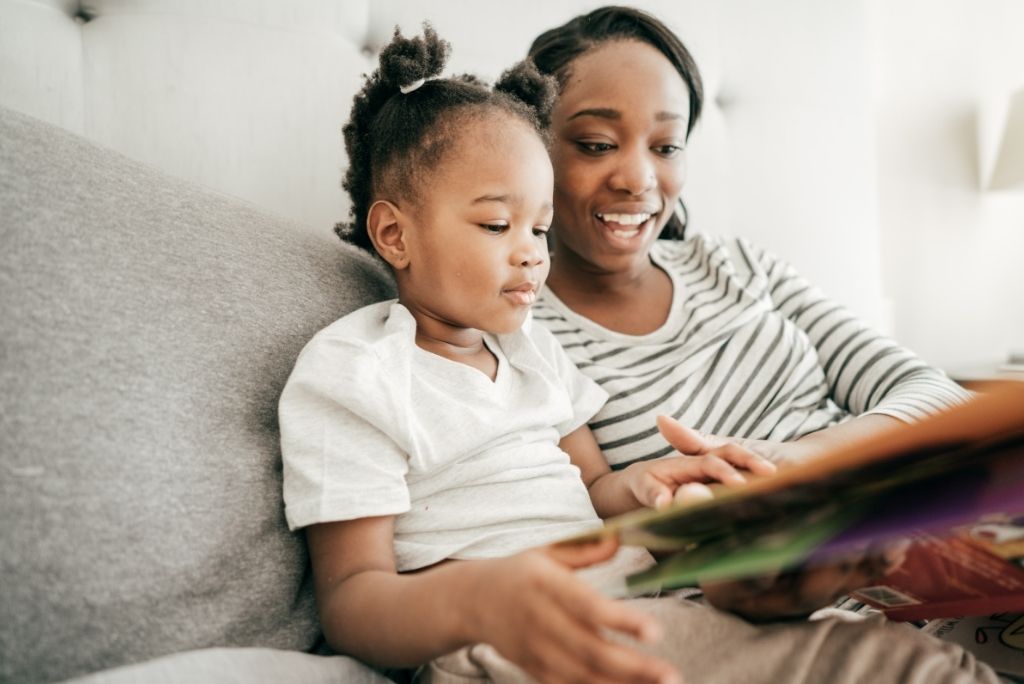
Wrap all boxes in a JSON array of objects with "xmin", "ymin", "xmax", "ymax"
[
  {"xmin": 377, "ymin": 24, "xmax": 449, "ymax": 92},
  {"xmin": 494, "ymin": 60, "xmax": 557, "ymax": 129}
]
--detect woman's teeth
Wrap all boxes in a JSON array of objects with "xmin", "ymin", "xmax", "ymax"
[
  {"xmin": 599, "ymin": 212, "xmax": 651, "ymax": 225},
  {"xmin": 597, "ymin": 212, "xmax": 651, "ymax": 238}
]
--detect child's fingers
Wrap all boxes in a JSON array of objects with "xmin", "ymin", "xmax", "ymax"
[
  {"xmin": 546, "ymin": 534, "xmax": 619, "ymax": 569},
  {"xmin": 713, "ymin": 442, "xmax": 778, "ymax": 475},
  {"xmin": 549, "ymin": 569, "xmax": 662, "ymax": 643},
  {"xmin": 536, "ymin": 597, "xmax": 682, "ymax": 684},
  {"xmin": 545, "ymin": 582, "xmax": 683, "ymax": 683},
  {"xmin": 673, "ymin": 482, "xmax": 714, "ymax": 505},
  {"xmin": 555, "ymin": 626, "xmax": 682, "ymax": 684},
  {"xmin": 695, "ymin": 453, "xmax": 747, "ymax": 486},
  {"xmin": 637, "ymin": 479, "xmax": 675, "ymax": 509}
]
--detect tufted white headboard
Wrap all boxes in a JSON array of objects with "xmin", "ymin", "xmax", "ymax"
[{"xmin": 0, "ymin": 0, "xmax": 887, "ymax": 329}]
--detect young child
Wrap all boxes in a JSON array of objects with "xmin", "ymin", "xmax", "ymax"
[{"xmin": 278, "ymin": 26, "xmax": 774, "ymax": 684}]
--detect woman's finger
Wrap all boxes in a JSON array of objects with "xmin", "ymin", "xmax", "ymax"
[{"xmin": 656, "ymin": 415, "xmax": 713, "ymax": 455}]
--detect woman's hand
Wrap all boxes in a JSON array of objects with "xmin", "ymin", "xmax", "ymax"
[
  {"xmin": 466, "ymin": 536, "xmax": 682, "ymax": 684},
  {"xmin": 656, "ymin": 413, "xmax": 907, "ymax": 468},
  {"xmin": 699, "ymin": 542, "xmax": 910, "ymax": 621},
  {"xmin": 622, "ymin": 444, "xmax": 777, "ymax": 510},
  {"xmin": 656, "ymin": 415, "xmax": 816, "ymax": 466}
]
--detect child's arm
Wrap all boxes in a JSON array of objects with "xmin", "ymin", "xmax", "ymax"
[
  {"xmin": 560, "ymin": 423, "xmax": 776, "ymax": 518},
  {"xmin": 306, "ymin": 515, "xmax": 681, "ymax": 684}
]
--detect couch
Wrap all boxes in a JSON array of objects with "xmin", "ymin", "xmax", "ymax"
[
  {"xmin": 0, "ymin": 1, "xmax": 890, "ymax": 682},
  {"xmin": 0, "ymin": 104, "xmax": 396, "ymax": 682}
]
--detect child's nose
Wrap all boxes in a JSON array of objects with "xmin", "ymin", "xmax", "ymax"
[{"xmin": 512, "ymin": 235, "xmax": 546, "ymax": 267}]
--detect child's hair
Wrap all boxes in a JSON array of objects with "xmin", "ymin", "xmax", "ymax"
[{"xmin": 336, "ymin": 25, "xmax": 558, "ymax": 253}]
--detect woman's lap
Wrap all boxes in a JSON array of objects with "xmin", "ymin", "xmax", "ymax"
[{"xmin": 420, "ymin": 596, "xmax": 1000, "ymax": 684}]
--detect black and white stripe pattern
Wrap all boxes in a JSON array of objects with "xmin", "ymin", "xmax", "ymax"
[{"xmin": 534, "ymin": 236, "xmax": 969, "ymax": 469}]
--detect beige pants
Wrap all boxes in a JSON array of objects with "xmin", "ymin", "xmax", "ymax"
[{"xmin": 419, "ymin": 596, "xmax": 1001, "ymax": 684}]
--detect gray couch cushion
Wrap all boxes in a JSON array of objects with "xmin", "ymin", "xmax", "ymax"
[
  {"xmin": 0, "ymin": 105, "xmax": 396, "ymax": 683},
  {"xmin": 64, "ymin": 648, "xmax": 391, "ymax": 684}
]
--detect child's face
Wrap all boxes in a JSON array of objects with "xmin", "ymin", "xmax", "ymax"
[{"xmin": 398, "ymin": 114, "xmax": 554, "ymax": 336}]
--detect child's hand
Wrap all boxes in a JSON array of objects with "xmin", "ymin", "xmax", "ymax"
[
  {"xmin": 623, "ymin": 450, "xmax": 775, "ymax": 510},
  {"xmin": 466, "ymin": 536, "xmax": 682, "ymax": 684},
  {"xmin": 618, "ymin": 417, "xmax": 778, "ymax": 509}
]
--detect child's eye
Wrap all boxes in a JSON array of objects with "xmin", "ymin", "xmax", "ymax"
[
  {"xmin": 533, "ymin": 226, "xmax": 550, "ymax": 238},
  {"xmin": 480, "ymin": 223, "xmax": 508, "ymax": 234},
  {"xmin": 576, "ymin": 141, "xmax": 615, "ymax": 155}
]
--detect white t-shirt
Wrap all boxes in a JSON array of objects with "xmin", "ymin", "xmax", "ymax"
[{"xmin": 279, "ymin": 300, "xmax": 611, "ymax": 572}]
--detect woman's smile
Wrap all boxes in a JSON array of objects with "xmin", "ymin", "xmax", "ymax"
[{"xmin": 595, "ymin": 206, "xmax": 661, "ymax": 246}]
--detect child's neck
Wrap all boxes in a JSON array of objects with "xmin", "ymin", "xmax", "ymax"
[{"xmin": 407, "ymin": 306, "xmax": 499, "ymax": 382}]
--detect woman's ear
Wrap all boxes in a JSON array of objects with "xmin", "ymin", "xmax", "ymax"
[{"xmin": 366, "ymin": 200, "xmax": 410, "ymax": 270}]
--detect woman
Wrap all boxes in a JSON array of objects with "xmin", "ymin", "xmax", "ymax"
[
  {"xmin": 498, "ymin": 6, "xmax": 997, "ymax": 682},
  {"xmin": 529, "ymin": 6, "xmax": 967, "ymax": 480}
]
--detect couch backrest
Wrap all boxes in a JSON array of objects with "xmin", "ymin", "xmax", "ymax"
[
  {"xmin": 0, "ymin": 0, "xmax": 888, "ymax": 328},
  {"xmin": 0, "ymin": 105, "xmax": 396, "ymax": 683}
]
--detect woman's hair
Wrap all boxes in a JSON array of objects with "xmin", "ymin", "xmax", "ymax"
[
  {"xmin": 528, "ymin": 6, "xmax": 703, "ymax": 240},
  {"xmin": 337, "ymin": 25, "xmax": 557, "ymax": 253}
]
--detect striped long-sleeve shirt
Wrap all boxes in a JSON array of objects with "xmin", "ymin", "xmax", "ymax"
[{"xmin": 533, "ymin": 235, "xmax": 970, "ymax": 469}]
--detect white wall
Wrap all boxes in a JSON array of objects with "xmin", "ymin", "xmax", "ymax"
[
  {"xmin": 867, "ymin": 0, "xmax": 1024, "ymax": 372},
  {"xmin": 5, "ymin": 0, "xmax": 1019, "ymax": 372}
]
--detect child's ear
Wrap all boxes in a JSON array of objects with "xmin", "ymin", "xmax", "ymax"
[{"xmin": 366, "ymin": 200, "xmax": 410, "ymax": 270}]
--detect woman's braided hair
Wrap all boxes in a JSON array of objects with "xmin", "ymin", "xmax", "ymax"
[{"xmin": 336, "ymin": 25, "xmax": 557, "ymax": 253}]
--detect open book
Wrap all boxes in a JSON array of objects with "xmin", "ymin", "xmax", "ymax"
[{"xmin": 568, "ymin": 381, "xmax": 1024, "ymax": 621}]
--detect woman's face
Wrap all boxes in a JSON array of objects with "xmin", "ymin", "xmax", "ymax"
[{"xmin": 548, "ymin": 39, "xmax": 690, "ymax": 273}]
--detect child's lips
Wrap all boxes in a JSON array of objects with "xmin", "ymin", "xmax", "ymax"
[{"xmin": 502, "ymin": 282, "xmax": 537, "ymax": 305}]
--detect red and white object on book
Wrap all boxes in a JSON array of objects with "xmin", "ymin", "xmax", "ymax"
[{"xmin": 853, "ymin": 517, "xmax": 1024, "ymax": 621}]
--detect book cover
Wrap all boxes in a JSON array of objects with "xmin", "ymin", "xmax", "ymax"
[
  {"xmin": 852, "ymin": 516, "xmax": 1024, "ymax": 621},
  {"xmin": 568, "ymin": 381, "xmax": 1024, "ymax": 618}
]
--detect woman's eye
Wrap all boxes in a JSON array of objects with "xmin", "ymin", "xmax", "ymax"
[
  {"xmin": 654, "ymin": 144, "xmax": 684, "ymax": 157},
  {"xmin": 577, "ymin": 141, "xmax": 615, "ymax": 154},
  {"xmin": 480, "ymin": 223, "xmax": 508, "ymax": 234}
]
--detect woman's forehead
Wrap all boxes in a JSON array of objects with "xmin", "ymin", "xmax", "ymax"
[{"xmin": 557, "ymin": 39, "xmax": 689, "ymax": 118}]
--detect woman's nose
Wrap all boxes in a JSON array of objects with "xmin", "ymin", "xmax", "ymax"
[{"xmin": 610, "ymin": 147, "xmax": 656, "ymax": 196}]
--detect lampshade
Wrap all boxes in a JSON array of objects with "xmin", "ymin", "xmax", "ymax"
[{"xmin": 979, "ymin": 87, "xmax": 1024, "ymax": 190}]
